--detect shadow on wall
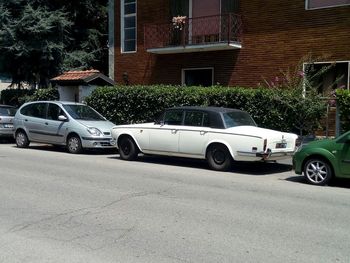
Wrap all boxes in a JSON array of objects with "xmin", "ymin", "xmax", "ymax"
[{"xmin": 147, "ymin": 50, "xmax": 240, "ymax": 86}]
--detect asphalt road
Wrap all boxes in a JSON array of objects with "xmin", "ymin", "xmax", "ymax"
[{"xmin": 0, "ymin": 142, "xmax": 350, "ymax": 263}]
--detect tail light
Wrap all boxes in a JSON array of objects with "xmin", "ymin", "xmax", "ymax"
[
  {"xmin": 295, "ymin": 137, "xmax": 302, "ymax": 147},
  {"xmin": 263, "ymin": 139, "xmax": 267, "ymax": 152}
]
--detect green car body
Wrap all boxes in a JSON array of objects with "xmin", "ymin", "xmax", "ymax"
[{"xmin": 293, "ymin": 131, "xmax": 350, "ymax": 185}]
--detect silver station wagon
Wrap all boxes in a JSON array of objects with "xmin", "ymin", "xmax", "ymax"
[{"xmin": 13, "ymin": 101, "xmax": 116, "ymax": 153}]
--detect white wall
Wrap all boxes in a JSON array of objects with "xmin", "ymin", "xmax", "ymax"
[
  {"xmin": 58, "ymin": 86, "xmax": 79, "ymax": 102},
  {"xmin": 79, "ymin": 85, "xmax": 96, "ymax": 103}
]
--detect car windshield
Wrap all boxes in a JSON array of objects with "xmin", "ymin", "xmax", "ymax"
[
  {"xmin": 0, "ymin": 107, "xmax": 16, "ymax": 116},
  {"xmin": 223, "ymin": 111, "xmax": 257, "ymax": 128},
  {"xmin": 62, "ymin": 104, "xmax": 105, "ymax": 121}
]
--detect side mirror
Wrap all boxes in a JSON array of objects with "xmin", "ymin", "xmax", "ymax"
[{"xmin": 58, "ymin": 115, "xmax": 68, "ymax": 122}]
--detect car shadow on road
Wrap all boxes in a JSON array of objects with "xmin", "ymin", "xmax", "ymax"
[
  {"xmin": 10, "ymin": 144, "xmax": 118, "ymax": 155},
  {"xmin": 285, "ymin": 175, "xmax": 350, "ymax": 189},
  {"xmin": 110, "ymin": 154, "xmax": 293, "ymax": 175}
]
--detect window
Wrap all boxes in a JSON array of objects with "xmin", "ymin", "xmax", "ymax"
[
  {"xmin": 0, "ymin": 107, "xmax": 16, "ymax": 116},
  {"xmin": 20, "ymin": 103, "xmax": 47, "ymax": 119},
  {"xmin": 121, "ymin": 0, "xmax": 137, "ymax": 52},
  {"xmin": 184, "ymin": 111, "xmax": 209, "ymax": 127},
  {"xmin": 163, "ymin": 110, "xmax": 184, "ymax": 125},
  {"xmin": 182, "ymin": 68, "xmax": 214, "ymax": 86},
  {"xmin": 306, "ymin": 0, "xmax": 350, "ymax": 9},
  {"xmin": 304, "ymin": 61, "xmax": 349, "ymax": 96},
  {"xmin": 47, "ymin": 104, "xmax": 64, "ymax": 121}
]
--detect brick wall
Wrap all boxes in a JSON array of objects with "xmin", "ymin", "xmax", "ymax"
[{"xmin": 114, "ymin": 0, "xmax": 350, "ymax": 87}]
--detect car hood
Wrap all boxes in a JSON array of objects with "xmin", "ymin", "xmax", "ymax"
[
  {"xmin": 77, "ymin": 120, "xmax": 115, "ymax": 132},
  {"xmin": 227, "ymin": 126, "xmax": 297, "ymax": 139}
]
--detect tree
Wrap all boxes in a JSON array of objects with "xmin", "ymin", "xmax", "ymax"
[{"xmin": 0, "ymin": 0, "xmax": 108, "ymax": 88}]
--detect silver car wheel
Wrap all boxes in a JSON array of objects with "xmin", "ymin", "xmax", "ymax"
[
  {"xmin": 67, "ymin": 136, "xmax": 82, "ymax": 154},
  {"xmin": 304, "ymin": 159, "xmax": 331, "ymax": 185},
  {"xmin": 15, "ymin": 131, "xmax": 29, "ymax": 148}
]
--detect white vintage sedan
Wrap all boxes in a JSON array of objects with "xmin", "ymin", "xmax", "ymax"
[{"xmin": 111, "ymin": 106, "xmax": 299, "ymax": 171}]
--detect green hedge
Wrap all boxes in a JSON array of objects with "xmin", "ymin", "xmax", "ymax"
[
  {"xmin": 0, "ymin": 88, "xmax": 59, "ymax": 106},
  {"xmin": 336, "ymin": 89, "xmax": 350, "ymax": 133},
  {"xmin": 86, "ymin": 85, "xmax": 327, "ymax": 134}
]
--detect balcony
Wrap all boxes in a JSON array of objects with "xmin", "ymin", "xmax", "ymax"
[{"xmin": 144, "ymin": 13, "xmax": 243, "ymax": 54}]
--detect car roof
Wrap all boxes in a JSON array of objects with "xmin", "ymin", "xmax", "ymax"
[
  {"xmin": 167, "ymin": 106, "xmax": 245, "ymax": 114},
  {"xmin": 23, "ymin": 101, "xmax": 86, "ymax": 106}
]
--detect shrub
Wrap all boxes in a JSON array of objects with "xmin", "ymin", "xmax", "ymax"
[
  {"xmin": 85, "ymin": 85, "xmax": 326, "ymax": 134},
  {"xmin": 0, "ymin": 89, "xmax": 34, "ymax": 106},
  {"xmin": 0, "ymin": 88, "xmax": 59, "ymax": 107},
  {"xmin": 336, "ymin": 89, "xmax": 350, "ymax": 133}
]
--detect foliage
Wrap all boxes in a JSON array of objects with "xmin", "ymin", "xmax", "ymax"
[
  {"xmin": 336, "ymin": 89, "xmax": 350, "ymax": 133},
  {"xmin": 262, "ymin": 55, "xmax": 329, "ymax": 135},
  {"xmin": 85, "ymin": 85, "xmax": 325, "ymax": 134},
  {"xmin": 0, "ymin": 0, "xmax": 108, "ymax": 88},
  {"xmin": 0, "ymin": 88, "xmax": 59, "ymax": 106},
  {"xmin": 0, "ymin": 89, "xmax": 34, "ymax": 106}
]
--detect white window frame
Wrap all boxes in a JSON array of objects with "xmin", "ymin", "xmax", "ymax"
[
  {"xmin": 305, "ymin": 0, "xmax": 350, "ymax": 10},
  {"xmin": 121, "ymin": 0, "xmax": 137, "ymax": 53},
  {"xmin": 302, "ymin": 61, "xmax": 350, "ymax": 90},
  {"xmin": 182, "ymin": 67, "xmax": 215, "ymax": 86}
]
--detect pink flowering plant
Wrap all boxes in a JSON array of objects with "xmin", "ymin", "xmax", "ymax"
[{"xmin": 261, "ymin": 55, "xmax": 334, "ymax": 136}]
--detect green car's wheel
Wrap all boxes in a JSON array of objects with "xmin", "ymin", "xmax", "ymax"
[{"xmin": 303, "ymin": 158, "xmax": 332, "ymax": 186}]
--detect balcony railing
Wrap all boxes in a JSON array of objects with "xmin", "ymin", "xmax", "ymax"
[{"xmin": 144, "ymin": 13, "xmax": 243, "ymax": 54}]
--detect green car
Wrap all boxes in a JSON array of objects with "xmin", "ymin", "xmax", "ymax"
[{"xmin": 293, "ymin": 132, "xmax": 350, "ymax": 186}]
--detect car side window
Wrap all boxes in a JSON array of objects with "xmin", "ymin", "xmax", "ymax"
[
  {"xmin": 20, "ymin": 103, "xmax": 46, "ymax": 118},
  {"xmin": 47, "ymin": 103, "xmax": 64, "ymax": 121},
  {"xmin": 163, "ymin": 110, "xmax": 183, "ymax": 125},
  {"xmin": 184, "ymin": 111, "xmax": 209, "ymax": 127}
]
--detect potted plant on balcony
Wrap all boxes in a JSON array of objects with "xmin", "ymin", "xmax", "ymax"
[{"xmin": 171, "ymin": 16, "xmax": 187, "ymax": 45}]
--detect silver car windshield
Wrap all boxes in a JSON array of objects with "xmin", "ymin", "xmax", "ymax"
[
  {"xmin": 0, "ymin": 107, "xmax": 16, "ymax": 116},
  {"xmin": 223, "ymin": 111, "xmax": 257, "ymax": 128},
  {"xmin": 63, "ymin": 105, "xmax": 105, "ymax": 121}
]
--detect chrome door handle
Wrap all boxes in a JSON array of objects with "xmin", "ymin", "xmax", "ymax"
[
  {"xmin": 200, "ymin": 131, "xmax": 207, "ymax": 135},
  {"xmin": 171, "ymin": 129, "xmax": 177, "ymax": 134}
]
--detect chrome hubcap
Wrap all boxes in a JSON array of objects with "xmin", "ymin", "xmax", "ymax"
[
  {"xmin": 16, "ymin": 133, "xmax": 25, "ymax": 146},
  {"xmin": 305, "ymin": 161, "xmax": 327, "ymax": 183},
  {"xmin": 68, "ymin": 138, "xmax": 79, "ymax": 151}
]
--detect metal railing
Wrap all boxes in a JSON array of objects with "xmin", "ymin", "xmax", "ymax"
[{"xmin": 144, "ymin": 13, "xmax": 243, "ymax": 50}]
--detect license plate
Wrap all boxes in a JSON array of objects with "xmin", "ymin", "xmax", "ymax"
[
  {"xmin": 4, "ymin": 124, "xmax": 13, "ymax": 128},
  {"xmin": 276, "ymin": 143, "xmax": 287, "ymax": 148}
]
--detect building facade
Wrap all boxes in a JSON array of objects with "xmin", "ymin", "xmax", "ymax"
[{"xmin": 109, "ymin": 0, "xmax": 350, "ymax": 90}]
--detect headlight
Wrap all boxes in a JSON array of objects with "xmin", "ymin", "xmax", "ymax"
[{"xmin": 87, "ymin": 127, "xmax": 102, "ymax": 136}]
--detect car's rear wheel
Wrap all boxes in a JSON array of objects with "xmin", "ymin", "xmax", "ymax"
[
  {"xmin": 15, "ymin": 130, "xmax": 30, "ymax": 148},
  {"xmin": 67, "ymin": 135, "xmax": 83, "ymax": 154},
  {"xmin": 118, "ymin": 136, "xmax": 138, "ymax": 161},
  {"xmin": 206, "ymin": 144, "xmax": 233, "ymax": 171},
  {"xmin": 303, "ymin": 158, "xmax": 332, "ymax": 186}
]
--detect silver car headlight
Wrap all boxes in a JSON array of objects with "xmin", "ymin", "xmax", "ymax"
[{"xmin": 87, "ymin": 127, "xmax": 102, "ymax": 136}]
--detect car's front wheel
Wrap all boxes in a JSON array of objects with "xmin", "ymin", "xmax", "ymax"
[
  {"xmin": 67, "ymin": 135, "xmax": 83, "ymax": 154},
  {"xmin": 118, "ymin": 136, "xmax": 138, "ymax": 161},
  {"xmin": 303, "ymin": 158, "xmax": 332, "ymax": 186},
  {"xmin": 15, "ymin": 130, "xmax": 30, "ymax": 148},
  {"xmin": 206, "ymin": 144, "xmax": 233, "ymax": 171}
]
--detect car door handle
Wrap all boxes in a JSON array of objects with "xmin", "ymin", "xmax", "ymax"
[
  {"xmin": 200, "ymin": 131, "xmax": 207, "ymax": 135},
  {"xmin": 45, "ymin": 122, "xmax": 49, "ymax": 125},
  {"xmin": 25, "ymin": 119, "xmax": 28, "ymax": 122},
  {"xmin": 171, "ymin": 129, "xmax": 177, "ymax": 134}
]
